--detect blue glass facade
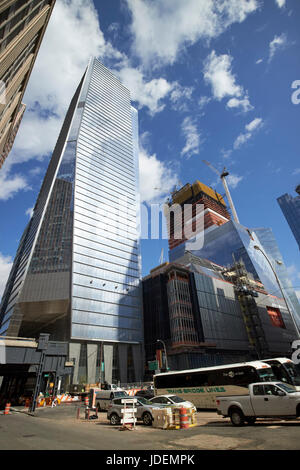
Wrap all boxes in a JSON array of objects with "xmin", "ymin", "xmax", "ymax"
[
  {"xmin": 71, "ymin": 59, "xmax": 142, "ymax": 344},
  {"xmin": 277, "ymin": 192, "xmax": 300, "ymax": 251},
  {"xmin": 0, "ymin": 59, "xmax": 144, "ymax": 384},
  {"xmin": 170, "ymin": 220, "xmax": 300, "ymax": 330}
]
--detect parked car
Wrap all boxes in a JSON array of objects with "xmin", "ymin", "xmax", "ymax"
[
  {"xmin": 107, "ymin": 396, "xmax": 166, "ymax": 426},
  {"xmin": 134, "ymin": 387, "xmax": 154, "ymax": 399},
  {"xmin": 149, "ymin": 394, "xmax": 196, "ymax": 412},
  {"xmin": 216, "ymin": 382, "xmax": 300, "ymax": 426}
]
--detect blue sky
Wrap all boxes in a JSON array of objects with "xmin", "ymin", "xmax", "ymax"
[{"xmin": 0, "ymin": 0, "xmax": 300, "ymax": 301}]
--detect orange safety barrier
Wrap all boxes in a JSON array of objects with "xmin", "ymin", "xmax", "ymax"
[
  {"xmin": 126, "ymin": 389, "xmax": 141, "ymax": 396},
  {"xmin": 179, "ymin": 407, "xmax": 189, "ymax": 429},
  {"xmin": 4, "ymin": 402, "xmax": 11, "ymax": 415},
  {"xmin": 57, "ymin": 394, "xmax": 79, "ymax": 403}
]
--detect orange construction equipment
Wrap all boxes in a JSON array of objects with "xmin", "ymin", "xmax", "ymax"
[
  {"xmin": 4, "ymin": 402, "xmax": 11, "ymax": 415},
  {"xmin": 179, "ymin": 407, "xmax": 189, "ymax": 429}
]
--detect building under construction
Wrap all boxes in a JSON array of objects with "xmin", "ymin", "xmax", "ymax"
[
  {"xmin": 167, "ymin": 179, "xmax": 300, "ymax": 332},
  {"xmin": 142, "ymin": 256, "xmax": 297, "ymax": 374},
  {"xmin": 166, "ymin": 180, "xmax": 230, "ymax": 251}
]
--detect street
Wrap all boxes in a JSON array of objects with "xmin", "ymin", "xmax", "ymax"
[{"xmin": 1, "ymin": 404, "xmax": 300, "ymax": 451}]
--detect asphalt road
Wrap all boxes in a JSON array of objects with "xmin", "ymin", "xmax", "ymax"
[{"xmin": 1, "ymin": 404, "xmax": 300, "ymax": 451}]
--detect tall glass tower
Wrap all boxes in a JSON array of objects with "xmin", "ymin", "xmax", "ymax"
[
  {"xmin": 0, "ymin": 58, "xmax": 144, "ymax": 385},
  {"xmin": 277, "ymin": 186, "xmax": 300, "ymax": 251}
]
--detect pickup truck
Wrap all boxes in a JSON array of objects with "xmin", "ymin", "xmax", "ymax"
[{"xmin": 216, "ymin": 382, "xmax": 300, "ymax": 426}]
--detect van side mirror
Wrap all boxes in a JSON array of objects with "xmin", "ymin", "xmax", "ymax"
[{"xmin": 277, "ymin": 390, "xmax": 285, "ymax": 396}]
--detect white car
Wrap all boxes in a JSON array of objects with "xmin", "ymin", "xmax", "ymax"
[{"xmin": 149, "ymin": 394, "xmax": 196, "ymax": 412}]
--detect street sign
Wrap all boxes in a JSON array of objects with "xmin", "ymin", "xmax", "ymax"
[
  {"xmin": 148, "ymin": 360, "xmax": 158, "ymax": 371},
  {"xmin": 121, "ymin": 398, "xmax": 137, "ymax": 404}
]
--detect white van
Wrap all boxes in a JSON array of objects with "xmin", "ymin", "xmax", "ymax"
[{"xmin": 91, "ymin": 389, "xmax": 129, "ymax": 411}]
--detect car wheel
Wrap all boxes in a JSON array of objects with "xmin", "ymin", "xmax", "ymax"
[
  {"xmin": 110, "ymin": 413, "xmax": 120, "ymax": 425},
  {"xmin": 143, "ymin": 412, "xmax": 153, "ymax": 426},
  {"xmin": 245, "ymin": 417, "xmax": 256, "ymax": 425},
  {"xmin": 229, "ymin": 408, "xmax": 245, "ymax": 426}
]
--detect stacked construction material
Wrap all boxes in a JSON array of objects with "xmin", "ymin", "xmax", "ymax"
[{"xmin": 152, "ymin": 406, "xmax": 197, "ymax": 430}]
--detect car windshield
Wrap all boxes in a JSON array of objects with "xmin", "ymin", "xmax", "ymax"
[
  {"xmin": 168, "ymin": 395, "xmax": 184, "ymax": 404},
  {"xmin": 137, "ymin": 397, "xmax": 152, "ymax": 405},
  {"xmin": 276, "ymin": 383, "xmax": 297, "ymax": 394}
]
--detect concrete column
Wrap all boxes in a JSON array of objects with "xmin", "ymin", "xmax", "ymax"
[
  {"xmin": 87, "ymin": 343, "xmax": 98, "ymax": 384},
  {"xmin": 69, "ymin": 343, "xmax": 81, "ymax": 384},
  {"xmin": 118, "ymin": 344, "xmax": 128, "ymax": 386},
  {"xmin": 132, "ymin": 344, "xmax": 143, "ymax": 383},
  {"xmin": 103, "ymin": 344, "xmax": 113, "ymax": 384}
]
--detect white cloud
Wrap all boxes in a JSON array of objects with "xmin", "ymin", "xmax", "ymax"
[
  {"xmin": 126, "ymin": 0, "xmax": 259, "ymax": 66},
  {"xmin": 198, "ymin": 96, "xmax": 212, "ymax": 110},
  {"xmin": 234, "ymin": 117, "xmax": 263, "ymax": 149},
  {"xmin": 169, "ymin": 83, "xmax": 194, "ymax": 112},
  {"xmin": 234, "ymin": 132, "xmax": 252, "ymax": 149},
  {"xmin": 203, "ymin": 50, "xmax": 253, "ymax": 112},
  {"xmin": 275, "ymin": 0, "xmax": 286, "ymax": 8},
  {"xmin": 115, "ymin": 66, "xmax": 174, "ymax": 115},
  {"xmin": 139, "ymin": 145, "xmax": 178, "ymax": 204},
  {"xmin": 204, "ymin": 51, "xmax": 243, "ymax": 100},
  {"xmin": 29, "ymin": 167, "xmax": 43, "ymax": 176},
  {"xmin": 221, "ymin": 148, "xmax": 233, "ymax": 159},
  {"xmin": 180, "ymin": 117, "xmax": 203, "ymax": 158},
  {"xmin": 0, "ymin": 253, "xmax": 13, "ymax": 300},
  {"xmin": 256, "ymin": 58, "xmax": 263, "ymax": 64},
  {"xmin": 11, "ymin": 109, "xmax": 62, "ymax": 163},
  {"xmin": 227, "ymin": 173, "xmax": 243, "ymax": 189},
  {"xmin": 227, "ymin": 95, "xmax": 253, "ymax": 112},
  {"xmin": 26, "ymin": 207, "xmax": 34, "ymax": 218},
  {"xmin": 269, "ymin": 33, "xmax": 288, "ymax": 62},
  {"xmin": 0, "ymin": 166, "xmax": 30, "ymax": 201},
  {"xmin": 245, "ymin": 117, "xmax": 263, "ymax": 132}
]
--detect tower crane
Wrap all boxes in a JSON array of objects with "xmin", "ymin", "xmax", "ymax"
[{"xmin": 202, "ymin": 160, "xmax": 240, "ymax": 224}]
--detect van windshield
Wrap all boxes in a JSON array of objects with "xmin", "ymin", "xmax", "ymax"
[
  {"xmin": 257, "ymin": 367, "xmax": 276, "ymax": 382},
  {"xmin": 115, "ymin": 391, "xmax": 128, "ymax": 398}
]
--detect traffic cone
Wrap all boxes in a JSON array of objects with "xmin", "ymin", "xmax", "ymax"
[
  {"xmin": 179, "ymin": 407, "xmax": 189, "ymax": 429},
  {"xmin": 4, "ymin": 402, "xmax": 11, "ymax": 415}
]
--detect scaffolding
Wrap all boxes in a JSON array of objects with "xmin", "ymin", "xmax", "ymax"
[{"xmin": 222, "ymin": 261, "xmax": 269, "ymax": 359}]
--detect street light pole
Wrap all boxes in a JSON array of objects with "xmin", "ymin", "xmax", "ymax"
[
  {"xmin": 157, "ymin": 339, "xmax": 169, "ymax": 371},
  {"xmin": 253, "ymin": 245, "xmax": 300, "ymax": 339}
]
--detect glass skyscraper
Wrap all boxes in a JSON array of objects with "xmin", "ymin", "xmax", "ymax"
[
  {"xmin": 277, "ymin": 187, "xmax": 300, "ymax": 251},
  {"xmin": 0, "ymin": 58, "xmax": 144, "ymax": 385}
]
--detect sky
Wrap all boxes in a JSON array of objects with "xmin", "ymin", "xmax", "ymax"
[{"xmin": 0, "ymin": 0, "xmax": 300, "ymax": 302}]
